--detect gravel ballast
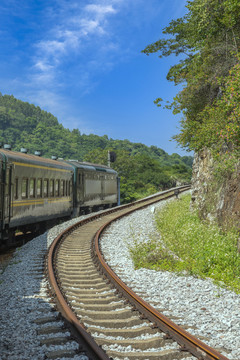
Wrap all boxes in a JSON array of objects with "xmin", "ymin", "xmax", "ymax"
[
  {"xmin": 100, "ymin": 195, "xmax": 240, "ymax": 360},
  {"xmin": 0, "ymin": 215, "xmax": 93, "ymax": 360},
  {"xmin": 0, "ymin": 194, "xmax": 239, "ymax": 359}
]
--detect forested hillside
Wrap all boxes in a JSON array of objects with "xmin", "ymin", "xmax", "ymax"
[{"xmin": 0, "ymin": 93, "xmax": 192, "ymax": 203}]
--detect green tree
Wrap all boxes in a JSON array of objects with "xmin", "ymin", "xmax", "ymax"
[{"xmin": 143, "ymin": 0, "xmax": 240, "ymax": 153}]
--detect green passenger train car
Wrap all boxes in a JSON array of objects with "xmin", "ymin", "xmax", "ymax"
[
  {"xmin": 66, "ymin": 160, "xmax": 118, "ymax": 216},
  {"xmin": 0, "ymin": 148, "xmax": 73, "ymax": 244},
  {"xmin": 0, "ymin": 148, "xmax": 119, "ymax": 247}
]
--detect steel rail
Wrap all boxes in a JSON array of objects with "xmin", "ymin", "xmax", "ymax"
[
  {"xmin": 47, "ymin": 222, "xmax": 110, "ymax": 360},
  {"xmin": 46, "ymin": 186, "xmax": 191, "ymax": 360},
  {"xmin": 94, "ymin": 197, "xmax": 230, "ymax": 360}
]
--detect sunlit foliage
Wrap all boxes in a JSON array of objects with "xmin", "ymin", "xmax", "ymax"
[{"xmin": 143, "ymin": 0, "xmax": 240, "ymax": 173}]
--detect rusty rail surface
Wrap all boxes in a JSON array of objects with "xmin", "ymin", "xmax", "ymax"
[
  {"xmin": 46, "ymin": 185, "xmax": 230, "ymax": 360},
  {"xmin": 94, "ymin": 210, "xmax": 230, "ymax": 360}
]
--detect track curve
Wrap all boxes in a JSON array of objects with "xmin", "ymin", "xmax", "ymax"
[{"xmin": 47, "ymin": 186, "xmax": 230, "ymax": 360}]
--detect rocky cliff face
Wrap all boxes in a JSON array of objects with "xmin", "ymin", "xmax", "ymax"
[{"xmin": 191, "ymin": 148, "xmax": 240, "ymax": 231}]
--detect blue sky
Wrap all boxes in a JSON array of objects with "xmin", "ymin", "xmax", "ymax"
[{"xmin": 0, "ymin": 0, "xmax": 190, "ymax": 156}]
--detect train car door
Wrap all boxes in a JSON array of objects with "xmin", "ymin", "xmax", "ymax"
[
  {"xmin": 4, "ymin": 164, "xmax": 13, "ymax": 225},
  {"xmin": 0, "ymin": 159, "xmax": 3, "ymax": 232},
  {"xmin": 100, "ymin": 175, "xmax": 104, "ymax": 200},
  {"xmin": 0, "ymin": 158, "xmax": 12, "ymax": 240},
  {"xmin": 79, "ymin": 171, "xmax": 84, "ymax": 203}
]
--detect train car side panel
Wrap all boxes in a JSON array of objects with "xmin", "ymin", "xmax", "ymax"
[
  {"xmin": 10, "ymin": 162, "xmax": 73, "ymax": 228},
  {"xmin": 102, "ymin": 174, "xmax": 118, "ymax": 205},
  {"xmin": 0, "ymin": 151, "xmax": 119, "ymax": 245},
  {"xmin": 0, "ymin": 155, "xmax": 4, "ymax": 235},
  {"xmin": 84, "ymin": 172, "xmax": 102, "ymax": 201},
  {"xmin": 66, "ymin": 160, "xmax": 118, "ymax": 213},
  {"xmin": 0, "ymin": 150, "xmax": 74, "ymax": 234}
]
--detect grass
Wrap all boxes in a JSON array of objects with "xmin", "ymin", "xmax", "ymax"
[{"xmin": 129, "ymin": 194, "xmax": 240, "ymax": 293}]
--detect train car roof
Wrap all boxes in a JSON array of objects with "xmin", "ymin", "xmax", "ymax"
[
  {"xmin": 0, "ymin": 149, "xmax": 73, "ymax": 171},
  {"xmin": 66, "ymin": 160, "xmax": 117, "ymax": 174}
]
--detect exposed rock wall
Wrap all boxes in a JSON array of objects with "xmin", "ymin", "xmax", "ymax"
[{"xmin": 191, "ymin": 148, "xmax": 240, "ymax": 231}]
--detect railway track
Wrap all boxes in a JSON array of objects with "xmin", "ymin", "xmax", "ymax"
[{"xmin": 47, "ymin": 187, "xmax": 230, "ymax": 360}]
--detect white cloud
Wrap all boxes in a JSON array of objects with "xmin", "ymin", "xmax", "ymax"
[
  {"xmin": 34, "ymin": 61, "xmax": 53, "ymax": 73},
  {"xmin": 85, "ymin": 4, "xmax": 117, "ymax": 16},
  {"xmin": 79, "ymin": 19, "xmax": 103, "ymax": 36},
  {"xmin": 61, "ymin": 30, "xmax": 80, "ymax": 48},
  {"xmin": 21, "ymin": 0, "xmax": 162, "ymax": 124},
  {"xmin": 37, "ymin": 40, "xmax": 66, "ymax": 56},
  {"xmin": 30, "ymin": 0, "xmax": 122, "ymax": 89}
]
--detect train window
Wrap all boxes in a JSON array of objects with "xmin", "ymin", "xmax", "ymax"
[
  {"xmin": 22, "ymin": 178, "xmax": 28, "ymax": 199},
  {"xmin": 50, "ymin": 180, "xmax": 54, "ymax": 197},
  {"xmin": 29, "ymin": 178, "xmax": 36, "ymax": 198},
  {"xmin": 60, "ymin": 180, "xmax": 64, "ymax": 196},
  {"xmin": 43, "ymin": 179, "xmax": 49, "ymax": 197},
  {"xmin": 55, "ymin": 180, "xmax": 60, "ymax": 197},
  {"xmin": 15, "ymin": 178, "xmax": 18, "ymax": 199},
  {"xmin": 37, "ymin": 179, "xmax": 42, "ymax": 197}
]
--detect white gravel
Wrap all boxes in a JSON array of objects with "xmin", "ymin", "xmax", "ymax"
[
  {"xmin": 100, "ymin": 194, "xmax": 240, "ymax": 360},
  {"xmin": 0, "ymin": 194, "xmax": 239, "ymax": 359},
  {"xmin": 0, "ymin": 214, "xmax": 93, "ymax": 360}
]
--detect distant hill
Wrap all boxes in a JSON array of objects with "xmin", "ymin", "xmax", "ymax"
[{"xmin": 0, "ymin": 93, "xmax": 193, "ymax": 203}]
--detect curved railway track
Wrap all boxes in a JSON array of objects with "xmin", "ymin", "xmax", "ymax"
[{"xmin": 47, "ymin": 187, "xmax": 230, "ymax": 360}]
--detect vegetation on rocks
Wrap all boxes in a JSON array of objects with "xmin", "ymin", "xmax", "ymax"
[{"xmin": 129, "ymin": 195, "xmax": 240, "ymax": 293}]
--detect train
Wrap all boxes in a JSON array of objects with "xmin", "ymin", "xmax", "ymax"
[{"xmin": 0, "ymin": 145, "xmax": 119, "ymax": 247}]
